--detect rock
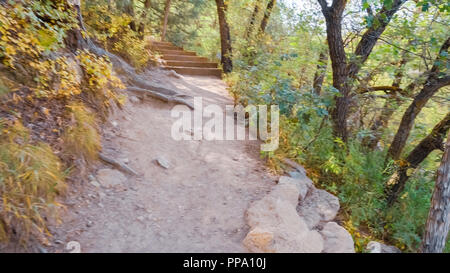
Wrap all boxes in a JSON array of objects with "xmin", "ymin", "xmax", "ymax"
[
  {"xmin": 243, "ymin": 227, "xmax": 275, "ymax": 253},
  {"xmin": 245, "ymin": 194, "xmax": 323, "ymax": 253},
  {"xmin": 155, "ymin": 157, "xmax": 170, "ymax": 169},
  {"xmin": 278, "ymin": 176, "xmax": 313, "ymax": 201},
  {"xmin": 269, "ymin": 181, "xmax": 299, "ymax": 207},
  {"xmin": 167, "ymin": 70, "xmax": 182, "ymax": 78},
  {"xmin": 366, "ymin": 241, "xmax": 401, "ymax": 253},
  {"xmin": 319, "ymin": 222, "xmax": 355, "ymax": 253},
  {"xmin": 86, "ymin": 220, "xmax": 93, "ymax": 227},
  {"xmin": 129, "ymin": 95, "xmax": 140, "ymax": 104},
  {"xmin": 90, "ymin": 180, "xmax": 101, "ymax": 188},
  {"xmin": 37, "ymin": 245, "xmax": 48, "ymax": 253},
  {"xmin": 137, "ymin": 216, "xmax": 145, "ymax": 222},
  {"xmin": 111, "ymin": 121, "xmax": 118, "ymax": 127},
  {"xmin": 288, "ymin": 171, "xmax": 304, "ymax": 179},
  {"xmin": 96, "ymin": 168, "xmax": 127, "ymax": 189},
  {"xmin": 297, "ymin": 188, "xmax": 340, "ymax": 229}
]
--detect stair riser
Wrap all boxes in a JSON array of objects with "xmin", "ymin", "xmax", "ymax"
[
  {"xmin": 153, "ymin": 45, "xmax": 182, "ymax": 51},
  {"xmin": 164, "ymin": 67, "xmax": 222, "ymax": 78},
  {"xmin": 163, "ymin": 55, "xmax": 209, "ymax": 62},
  {"xmin": 159, "ymin": 50, "xmax": 197, "ymax": 56},
  {"xmin": 165, "ymin": 61, "xmax": 218, "ymax": 68}
]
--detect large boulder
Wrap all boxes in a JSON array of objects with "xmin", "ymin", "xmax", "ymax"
[
  {"xmin": 297, "ymin": 188, "xmax": 340, "ymax": 229},
  {"xmin": 278, "ymin": 176, "xmax": 313, "ymax": 201},
  {"xmin": 319, "ymin": 222, "xmax": 355, "ymax": 253},
  {"xmin": 244, "ymin": 182, "xmax": 324, "ymax": 253}
]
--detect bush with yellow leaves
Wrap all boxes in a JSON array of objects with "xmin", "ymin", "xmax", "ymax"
[{"xmin": 81, "ymin": 2, "xmax": 151, "ymax": 70}]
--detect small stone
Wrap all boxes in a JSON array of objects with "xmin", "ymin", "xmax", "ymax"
[
  {"xmin": 366, "ymin": 241, "xmax": 401, "ymax": 253},
  {"xmin": 137, "ymin": 216, "xmax": 145, "ymax": 222},
  {"xmin": 155, "ymin": 157, "xmax": 170, "ymax": 169},
  {"xmin": 90, "ymin": 180, "xmax": 101, "ymax": 188},
  {"xmin": 111, "ymin": 121, "xmax": 118, "ymax": 127},
  {"xmin": 86, "ymin": 220, "xmax": 93, "ymax": 227},
  {"xmin": 98, "ymin": 203, "xmax": 104, "ymax": 208},
  {"xmin": 129, "ymin": 95, "xmax": 140, "ymax": 103}
]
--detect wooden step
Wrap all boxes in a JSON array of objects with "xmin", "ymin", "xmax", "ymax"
[
  {"xmin": 154, "ymin": 45, "xmax": 183, "ymax": 51},
  {"xmin": 163, "ymin": 66, "xmax": 222, "ymax": 78},
  {"xmin": 162, "ymin": 55, "xmax": 209, "ymax": 62},
  {"xmin": 158, "ymin": 49, "xmax": 197, "ymax": 56},
  {"xmin": 152, "ymin": 41, "xmax": 174, "ymax": 46},
  {"xmin": 165, "ymin": 61, "xmax": 218, "ymax": 68}
]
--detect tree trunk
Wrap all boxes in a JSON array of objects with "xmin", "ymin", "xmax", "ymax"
[
  {"xmin": 421, "ymin": 132, "xmax": 450, "ymax": 253},
  {"xmin": 312, "ymin": 47, "xmax": 328, "ymax": 95},
  {"xmin": 366, "ymin": 53, "xmax": 409, "ymax": 149},
  {"xmin": 319, "ymin": 0, "xmax": 349, "ymax": 141},
  {"xmin": 245, "ymin": 1, "xmax": 260, "ymax": 39},
  {"xmin": 138, "ymin": 0, "xmax": 152, "ymax": 35},
  {"xmin": 116, "ymin": 0, "xmax": 137, "ymax": 31},
  {"xmin": 318, "ymin": 0, "xmax": 406, "ymax": 142},
  {"xmin": 258, "ymin": 0, "xmax": 276, "ymax": 35},
  {"xmin": 386, "ymin": 112, "xmax": 450, "ymax": 206},
  {"xmin": 161, "ymin": 0, "xmax": 172, "ymax": 41},
  {"xmin": 215, "ymin": 0, "xmax": 233, "ymax": 73},
  {"xmin": 387, "ymin": 37, "xmax": 450, "ymax": 162}
]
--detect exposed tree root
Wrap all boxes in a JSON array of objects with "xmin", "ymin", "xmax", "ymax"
[
  {"xmin": 69, "ymin": 2, "xmax": 194, "ymax": 110},
  {"xmin": 99, "ymin": 152, "xmax": 138, "ymax": 176}
]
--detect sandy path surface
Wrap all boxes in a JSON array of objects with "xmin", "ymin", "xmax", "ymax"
[{"xmin": 50, "ymin": 72, "xmax": 277, "ymax": 253}]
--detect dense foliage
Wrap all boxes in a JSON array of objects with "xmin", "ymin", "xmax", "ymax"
[{"xmin": 164, "ymin": 0, "xmax": 449, "ymax": 252}]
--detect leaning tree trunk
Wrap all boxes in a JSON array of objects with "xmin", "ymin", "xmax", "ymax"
[
  {"xmin": 245, "ymin": 1, "xmax": 260, "ymax": 39},
  {"xmin": 312, "ymin": 47, "xmax": 328, "ymax": 95},
  {"xmin": 387, "ymin": 37, "xmax": 450, "ymax": 162},
  {"xmin": 161, "ymin": 0, "xmax": 171, "ymax": 41},
  {"xmin": 386, "ymin": 112, "xmax": 450, "ymax": 206},
  {"xmin": 366, "ymin": 53, "xmax": 409, "ymax": 149},
  {"xmin": 215, "ymin": 0, "xmax": 233, "ymax": 73},
  {"xmin": 258, "ymin": 0, "xmax": 276, "ymax": 35},
  {"xmin": 138, "ymin": 0, "xmax": 152, "ymax": 35},
  {"xmin": 421, "ymin": 132, "xmax": 450, "ymax": 253}
]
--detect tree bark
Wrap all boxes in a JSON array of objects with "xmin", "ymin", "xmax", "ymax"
[
  {"xmin": 386, "ymin": 112, "xmax": 450, "ymax": 206},
  {"xmin": 365, "ymin": 53, "xmax": 409, "ymax": 149},
  {"xmin": 215, "ymin": 0, "xmax": 233, "ymax": 73},
  {"xmin": 387, "ymin": 37, "xmax": 450, "ymax": 162},
  {"xmin": 259, "ymin": 0, "xmax": 276, "ymax": 35},
  {"xmin": 312, "ymin": 47, "xmax": 328, "ymax": 95},
  {"xmin": 421, "ymin": 132, "xmax": 450, "ymax": 253},
  {"xmin": 318, "ymin": 0, "xmax": 349, "ymax": 141},
  {"xmin": 245, "ymin": 1, "xmax": 260, "ymax": 39},
  {"xmin": 161, "ymin": 0, "xmax": 171, "ymax": 41},
  {"xmin": 317, "ymin": 0, "xmax": 406, "ymax": 142},
  {"xmin": 138, "ymin": 0, "xmax": 152, "ymax": 35},
  {"xmin": 116, "ymin": 0, "xmax": 137, "ymax": 32}
]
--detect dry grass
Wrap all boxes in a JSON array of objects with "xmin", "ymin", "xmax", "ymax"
[
  {"xmin": 0, "ymin": 120, "xmax": 66, "ymax": 243},
  {"xmin": 62, "ymin": 103, "xmax": 101, "ymax": 162}
]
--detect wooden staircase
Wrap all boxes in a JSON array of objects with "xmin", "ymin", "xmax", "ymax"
[{"xmin": 152, "ymin": 41, "xmax": 222, "ymax": 78}]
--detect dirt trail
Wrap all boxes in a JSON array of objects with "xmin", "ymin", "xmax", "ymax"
[{"xmin": 52, "ymin": 71, "xmax": 277, "ymax": 253}]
